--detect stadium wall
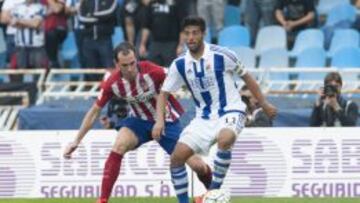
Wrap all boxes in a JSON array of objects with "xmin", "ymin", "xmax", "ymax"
[{"xmin": 1, "ymin": 128, "xmax": 360, "ymax": 198}]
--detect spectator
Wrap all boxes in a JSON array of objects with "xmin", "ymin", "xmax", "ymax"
[
  {"xmin": 121, "ymin": 0, "xmax": 150, "ymax": 46},
  {"xmin": 197, "ymin": 0, "xmax": 225, "ymax": 43},
  {"xmin": 240, "ymin": 85, "xmax": 273, "ymax": 127},
  {"xmin": 245, "ymin": 0, "xmax": 278, "ymax": 46},
  {"xmin": 79, "ymin": 0, "xmax": 117, "ymax": 80},
  {"xmin": 275, "ymin": 0, "xmax": 315, "ymax": 48},
  {"xmin": 1, "ymin": 0, "xmax": 25, "ymax": 67},
  {"xmin": 310, "ymin": 72, "xmax": 359, "ymax": 127},
  {"xmin": 41, "ymin": 0, "xmax": 68, "ymax": 68},
  {"xmin": 11, "ymin": 0, "xmax": 47, "ymax": 71},
  {"xmin": 65, "ymin": 0, "xmax": 85, "ymax": 68},
  {"xmin": 139, "ymin": 0, "xmax": 189, "ymax": 67}
]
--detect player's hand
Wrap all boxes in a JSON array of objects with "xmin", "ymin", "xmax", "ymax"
[
  {"xmin": 100, "ymin": 116, "xmax": 111, "ymax": 129},
  {"xmin": 261, "ymin": 101, "xmax": 277, "ymax": 119},
  {"xmin": 63, "ymin": 142, "xmax": 78, "ymax": 159},
  {"xmin": 152, "ymin": 121, "xmax": 165, "ymax": 141}
]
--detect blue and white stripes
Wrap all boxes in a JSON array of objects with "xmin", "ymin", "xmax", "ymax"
[
  {"xmin": 210, "ymin": 150, "xmax": 232, "ymax": 189},
  {"xmin": 170, "ymin": 166, "xmax": 189, "ymax": 203}
]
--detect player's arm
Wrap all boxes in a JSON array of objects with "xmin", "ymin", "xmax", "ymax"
[
  {"xmin": 63, "ymin": 103, "xmax": 102, "ymax": 159},
  {"xmin": 152, "ymin": 91, "xmax": 170, "ymax": 140},
  {"xmin": 242, "ymin": 73, "xmax": 277, "ymax": 119},
  {"xmin": 225, "ymin": 47, "xmax": 277, "ymax": 119}
]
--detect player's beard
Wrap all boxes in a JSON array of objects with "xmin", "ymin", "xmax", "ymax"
[{"xmin": 188, "ymin": 40, "xmax": 204, "ymax": 55}]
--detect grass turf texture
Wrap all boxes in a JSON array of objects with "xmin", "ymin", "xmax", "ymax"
[{"xmin": 0, "ymin": 198, "xmax": 359, "ymax": 203}]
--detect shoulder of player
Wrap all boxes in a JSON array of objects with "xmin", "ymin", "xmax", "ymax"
[{"xmin": 209, "ymin": 44, "xmax": 238, "ymax": 63}]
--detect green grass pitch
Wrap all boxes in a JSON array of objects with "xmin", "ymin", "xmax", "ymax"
[{"xmin": 0, "ymin": 198, "xmax": 359, "ymax": 203}]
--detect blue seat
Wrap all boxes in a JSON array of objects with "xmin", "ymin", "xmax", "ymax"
[
  {"xmin": 60, "ymin": 31, "xmax": 78, "ymax": 68},
  {"xmin": 255, "ymin": 26, "xmax": 286, "ymax": 55},
  {"xmin": 290, "ymin": 29, "xmax": 324, "ymax": 57},
  {"xmin": 218, "ymin": 25, "xmax": 250, "ymax": 47},
  {"xmin": 205, "ymin": 27, "xmax": 211, "ymax": 43},
  {"xmin": 112, "ymin": 26, "xmax": 124, "ymax": 47},
  {"xmin": 331, "ymin": 47, "xmax": 360, "ymax": 68},
  {"xmin": 325, "ymin": 3, "xmax": 356, "ymax": 26},
  {"xmin": 259, "ymin": 48, "xmax": 288, "ymax": 68},
  {"xmin": 230, "ymin": 46, "xmax": 256, "ymax": 68},
  {"xmin": 296, "ymin": 47, "xmax": 327, "ymax": 81},
  {"xmin": 224, "ymin": 5, "xmax": 241, "ymax": 27},
  {"xmin": 327, "ymin": 29, "xmax": 360, "ymax": 57},
  {"xmin": 317, "ymin": 0, "xmax": 349, "ymax": 15},
  {"xmin": 296, "ymin": 47, "xmax": 326, "ymax": 68},
  {"xmin": 259, "ymin": 48, "xmax": 289, "ymax": 82}
]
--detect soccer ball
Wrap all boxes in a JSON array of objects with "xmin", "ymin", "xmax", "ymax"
[{"xmin": 202, "ymin": 189, "xmax": 231, "ymax": 203}]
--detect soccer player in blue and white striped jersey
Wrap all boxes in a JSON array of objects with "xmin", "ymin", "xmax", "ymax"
[{"xmin": 152, "ymin": 16, "xmax": 277, "ymax": 203}]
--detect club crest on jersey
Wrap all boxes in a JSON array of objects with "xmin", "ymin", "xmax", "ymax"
[
  {"xmin": 186, "ymin": 68, "xmax": 193, "ymax": 74},
  {"xmin": 139, "ymin": 78, "xmax": 149, "ymax": 91}
]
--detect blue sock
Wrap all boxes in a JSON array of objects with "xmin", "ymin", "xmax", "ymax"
[
  {"xmin": 171, "ymin": 165, "xmax": 189, "ymax": 203},
  {"xmin": 210, "ymin": 149, "xmax": 232, "ymax": 189}
]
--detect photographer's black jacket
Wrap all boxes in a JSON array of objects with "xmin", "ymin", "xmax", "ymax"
[{"xmin": 310, "ymin": 96, "xmax": 358, "ymax": 126}]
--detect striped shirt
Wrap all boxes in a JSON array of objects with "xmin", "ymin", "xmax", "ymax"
[
  {"xmin": 11, "ymin": 2, "xmax": 46, "ymax": 47},
  {"xmin": 96, "ymin": 61, "xmax": 184, "ymax": 122},
  {"xmin": 65, "ymin": 0, "xmax": 83, "ymax": 30},
  {"xmin": 162, "ymin": 42, "xmax": 247, "ymax": 120}
]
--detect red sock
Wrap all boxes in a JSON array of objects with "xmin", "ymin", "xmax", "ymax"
[{"xmin": 100, "ymin": 151, "xmax": 123, "ymax": 201}]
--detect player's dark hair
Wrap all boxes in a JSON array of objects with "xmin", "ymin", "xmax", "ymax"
[
  {"xmin": 113, "ymin": 42, "xmax": 136, "ymax": 62},
  {"xmin": 324, "ymin": 72, "xmax": 342, "ymax": 86},
  {"xmin": 181, "ymin": 16, "xmax": 206, "ymax": 32}
]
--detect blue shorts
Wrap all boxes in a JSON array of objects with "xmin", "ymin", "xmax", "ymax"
[{"xmin": 117, "ymin": 117, "xmax": 181, "ymax": 154}]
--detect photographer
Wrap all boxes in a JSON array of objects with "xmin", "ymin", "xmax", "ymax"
[
  {"xmin": 100, "ymin": 97, "xmax": 128, "ymax": 130},
  {"xmin": 240, "ymin": 85, "xmax": 273, "ymax": 127},
  {"xmin": 310, "ymin": 72, "xmax": 358, "ymax": 127}
]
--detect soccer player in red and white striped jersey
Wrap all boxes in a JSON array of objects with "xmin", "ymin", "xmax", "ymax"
[{"xmin": 63, "ymin": 42, "xmax": 212, "ymax": 203}]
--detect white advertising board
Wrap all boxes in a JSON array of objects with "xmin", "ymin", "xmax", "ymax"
[{"xmin": 1, "ymin": 128, "xmax": 360, "ymax": 198}]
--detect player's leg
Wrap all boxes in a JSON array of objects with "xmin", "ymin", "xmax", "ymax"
[
  {"xmin": 98, "ymin": 127, "xmax": 139, "ymax": 203},
  {"xmin": 98, "ymin": 118, "xmax": 151, "ymax": 203},
  {"xmin": 186, "ymin": 155, "xmax": 212, "ymax": 189},
  {"xmin": 170, "ymin": 142, "xmax": 195, "ymax": 203},
  {"xmin": 158, "ymin": 121, "xmax": 212, "ymax": 190},
  {"xmin": 210, "ymin": 112, "xmax": 245, "ymax": 189}
]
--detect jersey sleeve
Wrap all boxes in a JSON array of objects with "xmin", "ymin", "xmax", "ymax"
[
  {"xmin": 161, "ymin": 61, "xmax": 185, "ymax": 93},
  {"xmin": 223, "ymin": 48, "xmax": 247, "ymax": 77},
  {"xmin": 96, "ymin": 80, "xmax": 114, "ymax": 108}
]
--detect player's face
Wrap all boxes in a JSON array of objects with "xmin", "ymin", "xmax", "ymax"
[
  {"xmin": 116, "ymin": 50, "xmax": 138, "ymax": 81},
  {"xmin": 184, "ymin": 25, "xmax": 205, "ymax": 53}
]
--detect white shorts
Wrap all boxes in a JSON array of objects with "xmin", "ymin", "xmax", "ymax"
[{"xmin": 178, "ymin": 112, "xmax": 246, "ymax": 155}]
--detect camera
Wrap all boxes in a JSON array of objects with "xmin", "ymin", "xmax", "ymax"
[
  {"xmin": 241, "ymin": 95, "xmax": 250, "ymax": 107},
  {"xmin": 323, "ymin": 84, "xmax": 338, "ymax": 97},
  {"xmin": 107, "ymin": 97, "xmax": 128, "ymax": 118}
]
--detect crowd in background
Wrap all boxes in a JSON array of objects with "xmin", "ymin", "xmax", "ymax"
[
  {"xmin": 0, "ymin": 0, "xmax": 359, "ymax": 71},
  {"xmin": 0, "ymin": 0, "xmax": 359, "ymax": 128}
]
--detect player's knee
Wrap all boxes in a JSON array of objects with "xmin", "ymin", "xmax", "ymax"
[
  {"xmin": 217, "ymin": 128, "xmax": 236, "ymax": 150},
  {"xmin": 170, "ymin": 152, "xmax": 186, "ymax": 167},
  {"xmin": 112, "ymin": 142, "xmax": 129, "ymax": 155}
]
